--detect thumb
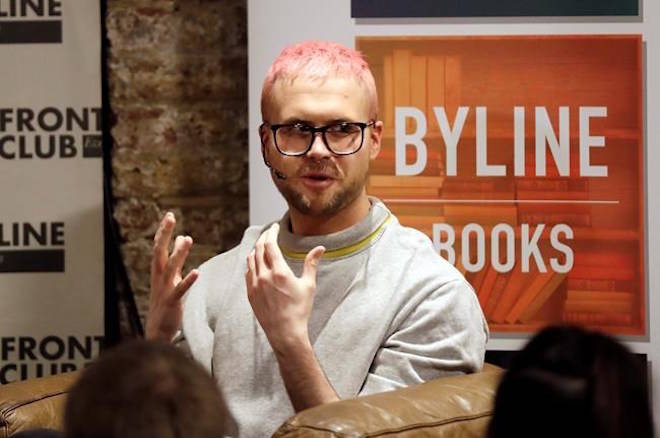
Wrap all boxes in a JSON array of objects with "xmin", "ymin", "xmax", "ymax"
[{"xmin": 302, "ymin": 245, "xmax": 325, "ymax": 281}]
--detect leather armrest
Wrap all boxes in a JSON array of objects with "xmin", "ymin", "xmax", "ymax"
[
  {"xmin": 0, "ymin": 372, "xmax": 79, "ymax": 438},
  {"xmin": 273, "ymin": 366, "xmax": 503, "ymax": 437}
]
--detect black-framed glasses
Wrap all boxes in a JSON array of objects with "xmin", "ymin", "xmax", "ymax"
[{"xmin": 260, "ymin": 120, "xmax": 376, "ymax": 156}]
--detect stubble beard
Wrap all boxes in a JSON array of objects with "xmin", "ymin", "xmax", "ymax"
[{"xmin": 276, "ymin": 161, "xmax": 368, "ymax": 218}]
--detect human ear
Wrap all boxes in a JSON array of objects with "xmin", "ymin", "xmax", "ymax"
[{"xmin": 368, "ymin": 120, "xmax": 383, "ymax": 160}]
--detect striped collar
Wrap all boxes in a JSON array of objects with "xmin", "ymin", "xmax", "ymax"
[
  {"xmin": 280, "ymin": 213, "xmax": 392, "ymax": 260},
  {"xmin": 277, "ymin": 198, "xmax": 392, "ymax": 261}
]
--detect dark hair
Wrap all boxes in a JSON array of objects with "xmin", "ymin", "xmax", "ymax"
[
  {"xmin": 64, "ymin": 340, "xmax": 226, "ymax": 438},
  {"xmin": 488, "ymin": 325, "xmax": 654, "ymax": 438}
]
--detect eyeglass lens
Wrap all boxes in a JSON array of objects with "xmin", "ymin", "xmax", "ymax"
[{"xmin": 275, "ymin": 124, "xmax": 363, "ymax": 155}]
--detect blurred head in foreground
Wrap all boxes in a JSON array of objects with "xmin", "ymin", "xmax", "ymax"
[
  {"xmin": 64, "ymin": 340, "xmax": 226, "ymax": 438},
  {"xmin": 488, "ymin": 325, "xmax": 654, "ymax": 438}
]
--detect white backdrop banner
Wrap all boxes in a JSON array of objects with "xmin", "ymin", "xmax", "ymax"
[{"xmin": 0, "ymin": 0, "xmax": 104, "ymax": 384}]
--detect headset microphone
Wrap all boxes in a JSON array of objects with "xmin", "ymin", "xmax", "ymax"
[
  {"xmin": 267, "ymin": 161, "xmax": 287, "ymax": 180},
  {"xmin": 261, "ymin": 147, "xmax": 287, "ymax": 180},
  {"xmin": 259, "ymin": 128, "xmax": 288, "ymax": 180}
]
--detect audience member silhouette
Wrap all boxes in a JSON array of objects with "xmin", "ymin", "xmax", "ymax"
[
  {"xmin": 64, "ymin": 340, "xmax": 228, "ymax": 438},
  {"xmin": 488, "ymin": 325, "xmax": 654, "ymax": 438}
]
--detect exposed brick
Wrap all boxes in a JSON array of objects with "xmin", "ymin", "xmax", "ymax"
[
  {"xmin": 107, "ymin": 0, "xmax": 248, "ymax": 333},
  {"xmin": 111, "ymin": 151, "xmax": 247, "ymax": 198},
  {"xmin": 120, "ymin": 239, "xmax": 152, "ymax": 293},
  {"xmin": 176, "ymin": 1, "xmax": 247, "ymax": 56},
  {"xmin": 109, "ymin": 53, "xmax": 246, "ymax": 102},
  {"xmin": 110, "ymin": 104, "xmax": 247, "ymax": 153},
  {"xmin": 107, "ymin": 1, "xmax": 246, "ymax": 57},
  {"xmin": 180, "ymin": 204, "xmax": 248, "ymax": 248},
  {"xmin": 113, "ymin": 198, "xmax": 169, "ymax": 241},
  {"xmin": 106, "ymin": 5, "xmax": 180, "ymax": 53}
]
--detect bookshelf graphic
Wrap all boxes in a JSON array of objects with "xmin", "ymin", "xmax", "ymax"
[{"xmin": 358, "ymin": 35, "xmax": 645, "ymax": 335}]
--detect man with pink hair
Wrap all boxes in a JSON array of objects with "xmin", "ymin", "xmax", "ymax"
[{"xmin": 146, "ymin": 40, "xmax": 488, "ymax": 437}]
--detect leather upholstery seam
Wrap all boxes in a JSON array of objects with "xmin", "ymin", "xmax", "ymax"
[
  {"xmin": 287, "ymin": 410, "xmax": 493, "ymax": 437},
  {"xmin": 362, "ymin": 410, "xmax": 494, "ymax": 437},
  {"xmin": 280, "ymin": 424, "xmax": 355, "ymax": 437},
  {"xmin": 0, "ymin": 389, "xmax": 68, "ymax": 417}
]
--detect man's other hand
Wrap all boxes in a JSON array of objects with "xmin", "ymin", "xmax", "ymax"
[
  {"xmin": 245, "ymin": 223, "xmax": 325, "ymax": 354},
  {"xmin": 145, "ymin": 212, "xmax": 199, "ymax": 342}
]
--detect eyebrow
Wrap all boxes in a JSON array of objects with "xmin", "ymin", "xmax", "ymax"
[{"xmin": 279, "ymin": 118, "xmax": 356, "ymax": 125}]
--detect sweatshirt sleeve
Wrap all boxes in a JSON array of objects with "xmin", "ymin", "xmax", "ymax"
[
  {"xmin": 179, "ymin": 226, "xmax": 265, "ymax": 374},
  {"xmin": 359, "ymin": 278, "xmax": 489, "ymax": 396},
  {"xmin": 180, "ymin": 245, "xmax": 244, "ymax": 374},
  {"xmin": 179, "ymin": 262, "xmax": 216, "ymax": 374}
]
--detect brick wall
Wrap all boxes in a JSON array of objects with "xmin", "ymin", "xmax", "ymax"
[{"xmin": 106, "ymin": 0, "xmax": 248, "ymax": 332}]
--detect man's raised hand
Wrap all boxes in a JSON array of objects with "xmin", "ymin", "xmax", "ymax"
[
  {"xmin": 245, "ymin": 223, "xmax": 325, "ymax": 353},
  {"xmin": 246, "ymin": 223, "xmax": 338, "ymax": 410},
  {"xmin": 145, "ymin": 212, "xmax": 199, "ymax": 341}
]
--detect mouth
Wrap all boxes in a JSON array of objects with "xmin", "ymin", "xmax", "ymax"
[
  {"xmin": 302, "ymin": 172, "xmax": 334, "ymax": 180},
  {"xmin": 299, "ymin": 172, "xmax": 336, "ymax": 189}
]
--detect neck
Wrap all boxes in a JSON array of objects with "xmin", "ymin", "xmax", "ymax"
[{"xmin": 289, "ymin": 193, "xmax": 371, "ymax": 236}]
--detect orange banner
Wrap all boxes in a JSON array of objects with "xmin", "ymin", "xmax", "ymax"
[{"xmin": 359, "ymin": 35, "xmax": 645, "ymax": 335}]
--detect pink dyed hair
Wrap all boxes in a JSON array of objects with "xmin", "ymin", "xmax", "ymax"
[{"xmin": 261, "ymin": 40, "xmax": 378, "ymax": 120}]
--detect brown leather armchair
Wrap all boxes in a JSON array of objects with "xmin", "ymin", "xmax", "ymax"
[{"xmin": 0, "ymin": 365, "xmax": 502, "ymax": 437}]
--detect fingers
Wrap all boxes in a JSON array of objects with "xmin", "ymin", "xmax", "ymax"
[
  {"xmin": 264, "ymin": 223, "xmax": 289, "ymax": 274},
  {"xmin": 249, "ymin": 222, "xmax": 321, "ymax": 289},
  {"xmin": 302, "ymin": 245, "xmax": 325, "ymax": 281},
  {"xmin": 173, "ymin": 268, "xmax": 199, "ymax": 300},
  {"xmin": 166, "ymin": 235, "xmax": 194, "ymax": 284},
  {"xmin": 254, "ymin": 226, "xmax": 268, "ymax": 275},
  {"xmin": 247, "ymin": 249, "xmax": 257, "ymax": 283},
  {"xmin": 247, "ymin": 224, "xmax": 279, "ymax": 293},
  {"xmin": 152, "ymin": 212, "xmax": 176, "ymax": 274}
]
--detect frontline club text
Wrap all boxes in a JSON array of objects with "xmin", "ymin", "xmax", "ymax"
[{"xmin": 0, "ymin": 107, "xmax": 101, "ymax": 160}]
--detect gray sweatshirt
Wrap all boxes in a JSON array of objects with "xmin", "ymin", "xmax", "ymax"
[{"xmin": 181, "ymin": 199, "xmax": 488, "ymax": 437}]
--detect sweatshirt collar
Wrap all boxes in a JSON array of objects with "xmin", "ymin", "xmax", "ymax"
[{"xmin": 278, "ymin": 198, "xmax": 391, "ymax": 260}]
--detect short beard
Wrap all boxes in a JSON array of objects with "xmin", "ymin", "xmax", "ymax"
[{"xmin": 276, "ymin": 167, "xmax": 367, "ymax": 218}]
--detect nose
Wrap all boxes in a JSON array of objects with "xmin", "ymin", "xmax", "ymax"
[{"xmin": 305, "ymin": 131, "xmax": 332, "ymax": 159}]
